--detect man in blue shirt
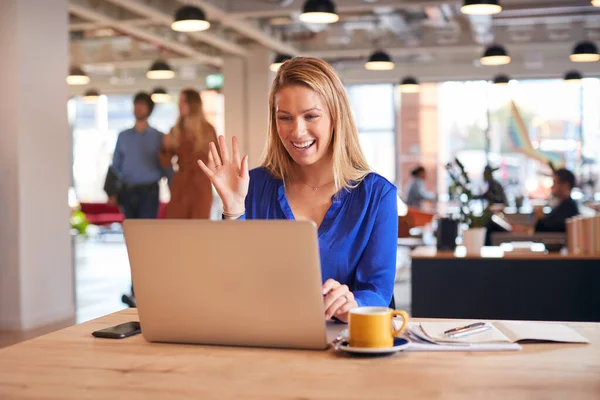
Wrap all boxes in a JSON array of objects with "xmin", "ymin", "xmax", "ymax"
[
  {"xmin": 110, "ymin": 92, "xmax": 168, "ymax": 218},
  {"xmin": 110, "ymin": 92, "xmax": 170, "ymax": 307}
]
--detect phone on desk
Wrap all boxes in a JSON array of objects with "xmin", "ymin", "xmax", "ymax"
[{"xmin": 92, "ymin": 321, "xmax": 141, "ymax": 339}]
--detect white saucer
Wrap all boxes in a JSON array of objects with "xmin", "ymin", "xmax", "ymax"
[{"xmin": 337, "ymin": 338, "xmax": 410, "ymax": 354}]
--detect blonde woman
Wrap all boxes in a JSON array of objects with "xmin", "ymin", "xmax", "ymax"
[
  {"xmin": 198, "ymin": 57, "xmax": 397, "ymax": 323},
  {"xmin": 160, "ymin": 89, "xmax": 217, "ymax": 219}
]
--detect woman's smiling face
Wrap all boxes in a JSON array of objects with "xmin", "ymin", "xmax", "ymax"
[{"xmin": 275, "ymin": 85, "xmax": 333, "ymax": 167}]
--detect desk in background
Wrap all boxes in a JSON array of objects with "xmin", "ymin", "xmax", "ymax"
[
  {"xmin": 411, "ymin": 246, "xmax": 600, "ymax": 322},
  {"xmin": 0, "ymin": 309, "xmax": 599, "ymax": 399}
]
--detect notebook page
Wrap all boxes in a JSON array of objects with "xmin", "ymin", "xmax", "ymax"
[
  {"xmin": 494, "ymin": 321, "xmax": 590, "ymax": 344},
  {"xmin": 419, "ymin": 321, "xmax": 512, "ymax": 344}
]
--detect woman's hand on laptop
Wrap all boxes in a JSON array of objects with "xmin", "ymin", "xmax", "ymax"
[
  {"xmin": 323, "ymin": 279, "xmax": 357, "ymax": 323},
  {"xmin": 198, "ymin": 135, "xmax": 249, "ymax": 217}
]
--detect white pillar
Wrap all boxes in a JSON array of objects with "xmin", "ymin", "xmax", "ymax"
[
  {"xmin": 222, "ymin": 45, "xmax": 273, "ymax": 169},
  {"xmin": 0, "ymin": 0, "xmax": 74, "ymax": 330},
  {"xmin": 222, "ymin": 56, "xmax": 249, "ymax": 156},
  {"xmin": 246, "ymin": 44, "xmax": 273, "ymax": 168}
]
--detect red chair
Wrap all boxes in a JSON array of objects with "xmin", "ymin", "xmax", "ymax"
[{"xmin": 79, "ymin": 202, "xmax": 125, "ymax": 226}]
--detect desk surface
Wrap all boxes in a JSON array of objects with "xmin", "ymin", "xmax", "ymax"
[
  {"xmin": 411, "ymin": 245, "xmax": 600, "ymax": 260},
  {"xmin": 1, "ymin": 310, "xmax": 599, "ymax": 399}
]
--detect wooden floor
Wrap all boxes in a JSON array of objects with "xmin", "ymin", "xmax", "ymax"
[{"xmin": 0, "ymin": 233, "xmax": 412, "ymax": 349}]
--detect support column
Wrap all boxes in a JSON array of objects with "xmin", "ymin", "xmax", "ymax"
[
  {"xmin": 222, "ymin": 45, "xmax": 273, "ymax": 169},
  {"xmin": 222, "ymin": 56, "xmax": 249, "ymax": 156},
  {"xmin": 0, "ymin": 0, "xmax": 74, "ymax": 330}
]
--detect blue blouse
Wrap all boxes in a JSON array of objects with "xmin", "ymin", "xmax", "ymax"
[{"xmin": 238, "ymin": 167, "xmax": 398, "ymax": 307}]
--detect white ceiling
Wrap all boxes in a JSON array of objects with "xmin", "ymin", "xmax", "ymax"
[{"xmin": 68, "ymin": 0, "xmax": 600, "ymax": 92}]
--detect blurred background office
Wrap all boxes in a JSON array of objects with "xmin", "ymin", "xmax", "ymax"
[{"xmin": 1, "ymin": 0, "xmax": 599, "ymax": 345}]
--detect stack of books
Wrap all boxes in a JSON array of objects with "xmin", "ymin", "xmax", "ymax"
[{"xmin": 566, "ymin": 215, "xmax": 600, "ymax": 255}]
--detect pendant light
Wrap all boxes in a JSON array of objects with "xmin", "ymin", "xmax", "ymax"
[
  {"xmin": 67, "ymin": 66, "xmax": 90, "ymax": 85},
  {"xmin": 299, "ymin": 0, "xmax": 339, "ymax": 24},
  {"xmin": 365, "ymin": 50, "xmax": 395, "ymax": 71},
  {"xmin": 171, "ymin": 6, "xmax": 210, "ymax": 32},
  {"xmin": 592, "ymin": 0, "xmax": 600, "ymax": 6},
  {"xmin": 147, "ymin": 60, "xmax": 175, "ymax": 80},
  {"xmin": 270, "ymin": 53, "xmax": 293, "ymax": 72},
  {"xmin": 480, "ymin": 44, "xmax": 511, "ymax": 66},
  {"xmin": 569, "ymin": 41, "xmax": 600, "ymax": 63},
  {"xmin": 151, "ymin": 87, "xmax": 171, "ymax": 103},
  {"xmin": 564, "ymin": 70, "xmax": 583, "ymax": 83},
  {"xmin": 461, "ymin": 0, "xmax": 502, "ymax": 15},
  {"xmin": 82, "ymin": 89, "xmax": 100, "ymax": 103},
  {"xmin": 492, "ymin": 74, "xmax": 510, "ymax": 85},
  {"xmin": 399, "ymin": 76, "xmax": 420, "ymax": 93}
]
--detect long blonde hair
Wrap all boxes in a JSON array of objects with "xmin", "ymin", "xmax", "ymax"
[
  {"xmin": 261, "ymin": 57, "xmax": 371, "ymax": 191},
  {"xmin": 171, "ymin": 88, "xmax": 212, "ymax": 152}
]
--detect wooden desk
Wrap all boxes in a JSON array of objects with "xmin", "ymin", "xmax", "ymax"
[
  {"xmin": 411, "ymin": 246, "xmax": 600, "ymax": 322},
  {"xmin": 1, "ymin": 309, "xmax": 599, "ymax": 399}
]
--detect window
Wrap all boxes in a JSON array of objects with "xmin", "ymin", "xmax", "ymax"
[{"xmin": 346, "ymin": 84, "xmax": 396, "ymax": 183}]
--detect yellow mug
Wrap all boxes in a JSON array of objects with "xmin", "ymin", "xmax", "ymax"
[{"xmin": 348, "ymin": 307, "xmax": 410, "ymax": 348}]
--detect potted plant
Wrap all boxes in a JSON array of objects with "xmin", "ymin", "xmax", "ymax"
[
  {"xmin": 463, "ymin": 210, "xmax": 491, "ymax": 255},
  {"xmin": 446, "ymin": 158, "xmax": 492, "ymax": 254}
]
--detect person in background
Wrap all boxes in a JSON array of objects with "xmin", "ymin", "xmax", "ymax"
[
  {"xmin": 160, "ymin": 89, "xmax": 217, "ymax": 219},
  {"xmin": 110, "ymin": 91, "xmax": 171, "ymax": 307},
  {"xmin": 479, "ymin": 165, "xmax": 508, "ymax": 205},
  {"xmin": 535, "ymin": 168, "xmax": 579, "ymax": 232},
  {"xmin": 197, "ymin": 57, "xmax": 398, "ymax": 323},
  {"xmin": 405, "ymin": 166, "xmax": 435, "ymax": 208}
]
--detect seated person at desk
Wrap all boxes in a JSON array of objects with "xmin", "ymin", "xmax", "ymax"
[
  {"xmin": 477, "ymin": 166, "xmax": 508, "ymax": 206},
  {"xmin": 405, "ymin": 166, "xmax": 435, "ymax": 208},
  {"xmin": 197, "ymin": 57, "xmax": 397, "ymax": 323},
  {"xmin": 535, "ymin": 168, "xmax": 579, "ymax": 232}
]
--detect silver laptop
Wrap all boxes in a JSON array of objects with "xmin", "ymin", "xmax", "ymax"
[{"xmin": 123, "ymin": 219, "xmax": 342, "ymax": 350}]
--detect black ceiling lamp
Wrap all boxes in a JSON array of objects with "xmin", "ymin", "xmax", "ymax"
[
  {"xmin": 299, "ymin": 0, "xmax": 339, "ymax": 24},
  {"xmin": 171, "ymin": 5, "xmax": 210, "ymax": 32},
  {"xmin": 461, "ymin": 0, "xmax": 502, "ymax": 15},
  {"xmin": 151, "ymin": 87, "xmax": 171, "ymax": 103},
  {"xmin": 67, "ymin": 66, "xmax": 90, "ymax": 85},
  {"xmin": 564, "ymin": 70, "xmax": 583, "ymax": 83},
  {"xmin": 270, "ymin": 53, "xmax": 293, "ymax": 72},
  {"xmin": 147, "ymin": 60, "xmax": 175, "ymax": 80},
  {"xmin": 480, "ymin": 44, "xmax": 511, "ymax": 66},
  {"xmin": 493, "ymin": 74, "xmax": 510, "ymax": 85},
  {"xmin": 82, "ymin": 89, "xmax": 100, "ymax": 103},
  {"xmin": 399, "ymin": 76, "xmax": 420, "ymax": 93},
  {"xmin": 569, "ymin": 41, "xmax": 600, "ymax": 63},
  {"xmin": 365, "ymin": 50, "xmax": 395, "ymax": 70}
]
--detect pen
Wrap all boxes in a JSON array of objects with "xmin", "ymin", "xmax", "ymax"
[{"xmin": 443, "ymin": 322, "xmax": 491, "ymax": 338}]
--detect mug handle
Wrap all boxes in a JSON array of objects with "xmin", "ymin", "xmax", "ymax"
[{"xmin": 391, "ymin": 310, "xmax": 410, "ymax": 336}]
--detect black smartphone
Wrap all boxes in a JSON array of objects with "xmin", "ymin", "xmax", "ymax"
[{"xmin": 92, "ymin": 321, "xmax": 141, "ymax": 339}]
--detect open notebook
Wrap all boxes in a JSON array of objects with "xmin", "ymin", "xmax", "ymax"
[{"xmin": 400, "ymin": 321, "xmax": 589, "ymax": 352}]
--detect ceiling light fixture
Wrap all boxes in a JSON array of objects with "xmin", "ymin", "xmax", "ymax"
[
  {"xmin": 569, "ymin": 41, "xmax": 600, "ymax": 62},
  {"xmin": 82, "ymin": 89, "xmax": 100, "ymax": 103},
  {"xmin": 365, "ymin": 50, "xmax": 395, "ymax": 71},
  {"xmin": 151, "ymin": 87, "xmax": 171, "ymax": 103},
  {"xmin": 270, "ymin": 53, "xmax": 293, "ymax": 72},
  {"xmin": 399, "ymin": 76, "xmax": 420, "ymax": 93},
  {"xmin": 592, "ymin": 0, "xmax": 600, "ymax": 7},
  {"xmin": 461, "ymin": 0, "xmax": 502, "ymax": 15},
  {"xmin": 171, "ymin": 6, "xmax": 210, "ymax": 32},
  {"xmin": 564, "ymin": 70, "xmax": 583, "ymax": 83},
  {"xmin": 480, "ymin": 44, "xmax": 511, "ymax": 66},
  {"xmin": 67, "ymin": 66, "xmax": 90, "ymax": 85},
  {"xmin": 147, "ymin": 60, "xmax": 175, "ymax": 80},
  {"xmin": 299, "ymin": 0, "xmax": 339, "ymax": 24},
  {"xmin": 492, "ymin": 74, "xmax": 510, "ymax": 85}
]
